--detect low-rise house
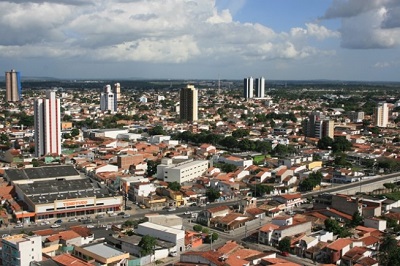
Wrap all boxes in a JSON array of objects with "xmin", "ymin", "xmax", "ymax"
[
  {"xmin": 72, "ymin": 242, "xmax": 130, "ymax": 265},
  {"xmin": 319, "ymin": 238, "xmax": 353, "ymax": 264},
  {"xmin": 197, "ymin": 205, "xmax": 231, "ymax": 227},
  {"xmin": 273, "ymin": 193, "xmax": 303, "ymax": 211}
]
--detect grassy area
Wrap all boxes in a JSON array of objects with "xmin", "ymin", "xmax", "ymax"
[
  {"xmin": 384, "ymin": 191, "xmax": 400, "ymax": 201},
  {"xmin": 253, "ymin": 155, "xmax": 267, "ymax": 164}
]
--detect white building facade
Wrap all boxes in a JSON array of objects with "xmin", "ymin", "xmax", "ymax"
[
  {"xmin": 158, "ymin": 160, "xmax": 208, "ymax": 184},
  {"xmin": 2, "ymin": 234, "xmax": 42, "ymax": 266},
  {"xmin": 100, "ymin": 85, "xmax": 116, "ymax": 112},
  {"xmin": 34, "ymin": 90, "xmax": 61, "ymax": 157}
]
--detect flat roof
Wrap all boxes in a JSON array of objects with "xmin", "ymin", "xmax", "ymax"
[
  {"xmin": 5, "ymin": 165, "xmax": 80, "ymax": 181},
  {"xmin": 82, "ymin": 242, "xmax": 126, "ymax": 259},
  {"xmin": 17, "ymin": 179, "xmax": 113, "ymax": 204},
  {"xmin": 171, "ymin": 160, "xmax": 208, "ymax": 170},
  {"xmin": 138, "ymin": 222, "xmax": 184, "ymax": 235}
]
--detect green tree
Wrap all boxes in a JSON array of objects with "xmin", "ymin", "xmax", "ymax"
[
  {"xmin": 317, "ymin": 136, "xmax": 334, "ymax": 150},
  {"xmin": 206, "ymin": 232, "xmax": 219, "ymax": 243},
  {"xmin": 232, "ymin": 128, "xmax": 250, "ymax": 138},
  {"xmin": 148, "ymin": 125, "xmax": 165, "ymax": 136},
  {"xmin": 193, "ymin": 225, "xmax": 203, "ymax": 232},
  {"xmin": 138, "ymin": 235, "xmax": 157, "ymax": 256},
  {"xmin": 202, "ymin": 228, "xmax": 209, "ymax": 234},
  {"xmin": 70, "ymin": 128, "xmax": 80, "ymax": 137},
  {"xmin": 146, "ymin": 160, "xmax": 159, "ymax": 177},
  {"xmin": 219, "ymin": 163, "xmax": 237, "ymax": 173},
  {"xmin": 349, "ymin": 211, "xmax": 363, "ymax": 227},
  {"xmin": 206, "ymin": 188, "xmax": 221, "ymax": 202},
  {"xmin": 379, "ymin": 234, "xmax": 400, "ymax": 266},
  {"xmin": 278, "ymin": 237, "xmax": 291, "ymax": 253},
  {"xmin": 167, "ymin": 181, "xmax": 181, "ymax": 191},
  {"xmin": 0, "ymin": 133, "xmax": 9, "ymax": 145},
  {"xmin": 383, "ymin": 183, "xmax": 396, "ymax": 192}
]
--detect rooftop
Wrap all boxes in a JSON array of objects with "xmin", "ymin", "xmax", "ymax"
[
  {"xmin": 81, "ymin": 242, "xmax": 126, "ymax": 259},
  {"xmin": 5, "ymin": 165, "xmax": 80, "ymax": 182}
]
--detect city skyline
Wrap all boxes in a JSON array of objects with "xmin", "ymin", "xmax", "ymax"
[{"xmin": 0, "ymin": 0, "xmax": 400, "ymax": 81}]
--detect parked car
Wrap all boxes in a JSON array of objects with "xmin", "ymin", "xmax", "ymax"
[
  {"xmin": 51, "ymin": 224, "xmax": 61, "ymax": 228},
  {"xmin": 54, "ymin": 219, "xmax": 62, "ymax": 224},
  {"xmin": 68, "ymin": 217, "xmax": 78, "ymax": 222},
  {"xmin": 168, "ymin": 207, "xmax": 176, "ymax": 212},
  {"xmin": 14, "ymin": 224, "xmax": 23, "ymax": 228},
  {"xmin": 169, "ymin": 251, "xmax": 177, "ymax": 257},
  {"xmin": 118, "ymin": 212, "xmax": 125, "ymax": 216},
  {"xmin": 122, "ymin": 214, "xmax": 131, "ymax": 218},
  {"xmin": 86, "ymin": 224, "xmax": 95, "ymax": 228},
  {"xmin": 184, "ymin": 211, "xmax": 192, "ymax": 215},
  {"xmin": 125, "ymin": 206, "xmax": 132, "ymax": 210},
  {"xmin": 109, "ymin": 212, "xmax": 117, "ymax": 217},
  {"xmin": 96, "ymin": 214, "xmax": 105, "ymax": 219}
]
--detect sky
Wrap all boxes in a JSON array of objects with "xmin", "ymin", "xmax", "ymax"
[{"xmin": 1, "ymin": 0, "xmax": 400, "ymax": 81}]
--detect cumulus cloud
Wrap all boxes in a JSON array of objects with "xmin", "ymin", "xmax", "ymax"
[
  {"xmin": 322, "ymin": 0, "xmax": 400, "ymax": 49},
  {"xmin": 0, "ymin": 0, "xmax": 338, "ymax": 65}
]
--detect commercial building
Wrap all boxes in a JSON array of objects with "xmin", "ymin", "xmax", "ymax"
[
  {"xmin": 179, "ymin": 85, "xmax": 198, "ymax": 122},
  {"xmin": 72, "ymin": 242, "xmax": 130, "ymax": 265},
  {"xmin": 302, "ymin": 112, "xmax": 334, "ymax": 139},
  {"xmin": 255, "ymin": 77, "xmax": 265, "ymax": 98},
  {"xmin": 5, "ymin": 69, "xmax": 22, "ymax": 102},
  {"xmin": 34, "ymin": 90, "xmax": 61, "ymax": 157},
  {"xmin": 374, "ymin": 102, "xmax": 388, "ymax": 127},
  {"xmin": 136, "ymin": 221, "xmax": 185, "ymax": 253},
  {"xmin": 2, "ymin": 234, "xmax": 42, "ymax": 266},
  {"xmin": 100, "ymin": 84, "xmax": 116, "ymax": 112},
  {"xmin": 157, "ymin": 159, "xmax": 208, "ymax": 184},
  {"xmin": 4, "ymin": 166, "xmax": 122, "ymax": 221},
  {"xmin": 243, "ymin": 77, "xmax": 254, "ymax": 99}
]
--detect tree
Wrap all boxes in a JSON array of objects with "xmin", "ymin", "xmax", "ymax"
[
  {"xmin": 317, "ymin": 136, "xmax": 334, "ymax": 150},
  {"xmin": 148, "ymin": 125, "xmax": 165, "ymax": 136},
  {"xmin": 146, "ymin": 160, "xmax": 159, "ymax": 177},
  {"xmin": 202, "ymin": 228, "xmax": 209, "ymax": 234},
  {"xmin": 193, "ymin": 225, "xmax": 203, "ymax": 232},
  {"xmin": 349, "ymin": 211, "xmax": 363, "ymax": 227},
  {"xmin": 379, "ymin": 234, "xmax": 400, "ymax": 266},
  {"xmin": 70, "ymin": 128, "xmax": 80, "ymax": 137},
  {"xmin": 232, "ymin": 128, "xmax": 250, "ymax": 138},
  {"xmin": 298, "ymin": 171, "xmax": 323, "ymax": 192},
  {"xmin": 206, "ymin": 188, "xmax": 221, "ymax": 202},
  {"xmin": 168, "ymin": 181, "xmax": 181, "ymax": 191},
  {"xmin": 383, "ymin": 183, "xmax": 396, "ymax": 192},
  {"xmin": 278, "ymin": 237, "xmax": 291, "ymax": 253},
  {"xmin": 219, "ymin": 163, "xmax": 237, "ymax": 173},
  {"xmin": 206, "ymin": 232, "xmax": 219, "ymax": 243},
  {"xmin": 332, "ymin": 136, "xmax": 352, "ymax": 153},
  {"xmin": 138, "ymin": 235, "xmax": 157, "ymax": 256}
]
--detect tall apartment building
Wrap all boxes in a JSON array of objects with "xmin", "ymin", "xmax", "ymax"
[
  {"xmin": 157, "ymin": 159, "xmax": 208, "ymax": 183},
  {"xmin": 100, "ymin": 84, "xmax": 116, "ymax": 112},
  {"xmin": 255, "ymin": 77, "xmax": 265, "ymax": 98},
  {"xmin": 303, "ymin": 112, "xmax": 334, "ymax": 139},
  {"xmin": 2, "ymin": 234, "xmax": 42, "ymax": 266},
  {"xmin": 243, "ymin": 77, "xmax": 254, "ymax": 99},
  {"xmin": 113, "ymin": 82, "xmax": 121, "ymax": 108},
  {"xmin": 179, "ymin": 84, "xmax": 198, "ymax": 121},
  {"xmin": 34, "ymin": 90, "xmax": 61, "ymax": 157},
  {"xmin": 5, "ymin": 69, "xmax": 22, "ymax": 102},
  {"xmin": 374, "ymin": 102, "xmax": 388, "ymax": 127}
]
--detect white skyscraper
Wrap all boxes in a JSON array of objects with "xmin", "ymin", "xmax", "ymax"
[
  {"xmin": 243, "ymin": 77, "xmax": 254, "ymax": 99},
  {"xmin": 100, "ymin": 84, "xmax": 116, "ymax": 112},
  {"xmin": 374, "ymin": 102, "xmax": 389, "ymax": 127},
  {"xmin": 255, "ymin": 77, "xmax": 265, "ymax": 98},
  {"xmin": 113, "ymin": 82, "xmax": 121, "ymax": 109},
  {"xmin": 34, "ymin": 90, "xmax": 61, "ymax": 157}
]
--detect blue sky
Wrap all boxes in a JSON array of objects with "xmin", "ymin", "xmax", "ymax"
[{"xmin": 0, "ymin": 0, "xmax": 399, "ymax": 81}]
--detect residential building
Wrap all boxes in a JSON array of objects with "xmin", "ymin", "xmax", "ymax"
[
  {"xmin": 255, "ymin": 77, "xmax": 265, "ymax": 98},
  {"xmin": 179, "ymin": 84, "xmax": 198, "ymax": 122},
  {"xmin": 100, "ymin": 84, "xmax": 116, "ymax": 112},
  {"xmin": 303, "ymin": 112, "xmax": 334, "ymax": 139},
  {"xmin": 157, "ymin": 159, "xmax": 208, "ymax": 184},
  {"xmin": 2, "ymin": 234, "xmax": 42, "ymax": 266},
  {"xmin": 72, "ymin": 242, "xmax": 130, "ymax": 265},
  {"xmin": 34, "ymin": 90, "xmax": 61, "ymax": 157},
  {"xmin": 374, "ymin": 102, "xmax": 388, "ymax": 127},
  {"xmin": 113, "ymin": 82, "xmax": 121, "ymax": 106},
  {"xmin": 5, "ymin": 69, "xmax": 22, "ymax": 102},
  {"xmin": 243, "ymin": 77, "xmax": 254, "ymax": 99}
]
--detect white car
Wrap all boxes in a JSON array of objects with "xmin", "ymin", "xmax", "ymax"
[
  {"xmin": 184, "ymin": 211, "xmax": 192, "ymax": 215},
  {"xmin": 51, "ymin": 224, "xmax": 61, "ymax": 228},
  {"xmin": 68, "ymin": 217, "xmax": 78, "ymax": 222},
  {"xmin": 122, "ymin": 214, "xmax": 131, "ymax": 218},
  {"xmin": 14, "ymin": 224, "xmax": 23, "ymax": 228},
  {"xmin": 86, "ymin": 224, "xmax": 95, "ymax": 228}
]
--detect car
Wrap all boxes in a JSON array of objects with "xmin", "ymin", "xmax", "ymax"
[
  {"xmin": 109, "ymin": 212, "xmax": 117, "ymax": 217},
  {"xmin": 96, "ymin": 214, "xmax": 105, "ymax": 219},
  {"xmin": 51, "ymin": 224, "xmax": 61, "ymax": 228},
  {"xmin": 122, "ymin": 214, "xmax": 131, "ymax": 218},
  {"xmin": 14, "ymin": 224, "xmax": 23, "ymax": 228},
  {"xmin": 2, "ymin": 234, "xmax": 10, "ymax": 238},
  {"xmin": 54, "ymin": 219, "xmax": 63, "ymax": 224},
  {"xmin": 118, "ymin": 212, "xmax": 125, "ymax": 216},
  {"xmin": 169, "ymin": 251, "xmax": 178, "ymax": 257},
  {"xmin": 125, "ymin": 206, "xmax": 132, "ymax": 210},
  {"xmin": 86, "ymin": 224, "xmax": 95, "ymax": 228},
  {"xmin": 168, "ymin": 207, "xmax": 176, "ymax": 212},
  {"xmin": 184, "ymin": 211, "xmax": 192, "ymax": 215},
  {"xmin": 68, "ymin": 217, "xmax": 78, "ymax": 222}
]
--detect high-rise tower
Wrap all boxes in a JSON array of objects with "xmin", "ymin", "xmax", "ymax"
[
  {"xmin": 374, "ymin": 102, "xmax": 388, "ymax": 127},
  {"xmin": 179, "ymin": 85, "xmax": 198, "ymax": 122},
  {"xmin": 34, "ymin": 90, "xmax": 61, "ymax": 157},
  {"xmin": 255, "ymin": 77, "xmax": 265, "ymax": 98},
  {"xmin": 243, "ymin": 77, "xmax": 253, "ymax": 99},
  {"xmin": 100, "ymin": 85, "xmax": 116, "ymax": 112},
  {"xmin": 113, "ymin": 83, "xmax": 121, "ymax": 109},
  {"xmin": 5, "ymin": 69, "xmax": 22, "ymax": 102}
]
